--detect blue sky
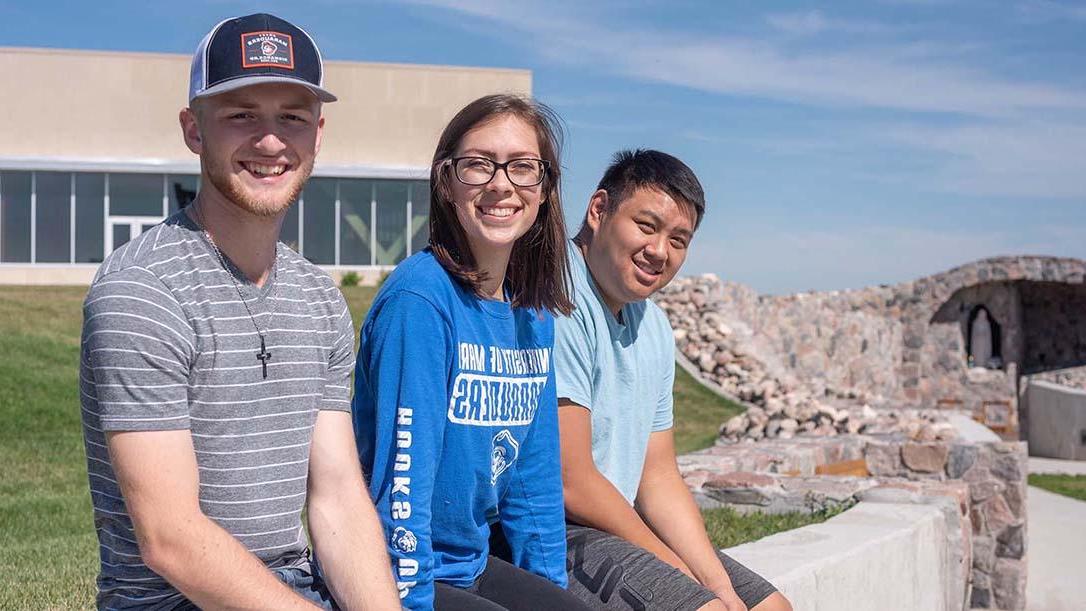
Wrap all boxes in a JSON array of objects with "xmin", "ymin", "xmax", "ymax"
[{"xmin": 3, "ymin": 0, "xmax": 1084, "ymax": 294}]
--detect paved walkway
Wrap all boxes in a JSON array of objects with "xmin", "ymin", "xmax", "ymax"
[
  {"xmin": 1026, "ymin": 485, "xmax": 1086, "ymax": 611},
  {"xmin": 1029, "ymin": 456, "xmax": 1086, "ymax": 475}
]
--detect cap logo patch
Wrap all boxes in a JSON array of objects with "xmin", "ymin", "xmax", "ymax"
[{"xmin": 241, "ymin": 31, "xmax": 294, "ymax": 69}]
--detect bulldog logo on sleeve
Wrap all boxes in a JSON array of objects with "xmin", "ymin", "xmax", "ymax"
[
  {"xmin": 390, "ymin": 527, "xmax": 418, "ymax": 554},
  {"xmin": 490, "ymin": 429, "xmax": 520, "ymax": 485}
]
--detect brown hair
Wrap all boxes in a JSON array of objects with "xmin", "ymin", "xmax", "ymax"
[{"xmin": 428, "ymin": 94, "xmax": 573, "ymax": 316}]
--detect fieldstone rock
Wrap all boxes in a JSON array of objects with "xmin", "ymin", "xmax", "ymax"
[
  {"xmin": 973, "ymin": 535, "xmax": 996, "ymax": 572},
  {"xmin": 969, "ymin": 585, "xmax": 991, "ymax": 608},
  {"xmin": 992, "ymin": 452, "xmax": 1024, "ymax": 483},
  {"xmin": 765, "ymin": 420, "xmax": 781, "ymax": 438},
  {"xmin": 723, "ymin": 415, "xmax": 746, "ymax": 437},
  {"xmin": 1003, "ymin": 483, "xmax": 1027, "ymax": 519},
  {"xmin": 865, "ymin": 441, "xmax": 903, "ymax": 476},
  {"xmin": 901, "ymin": 442, "xmax": 949, "ymax": 473},
  {"xmin": 980, "ymin": 495, "xmax": 1017, "ymax": 535},
  {"xmin": 947, "ymin": 444, "xmax": 978, "ymax": 478},
  {"xmin": 698, "ymin": 352, "xmax": 715, "ymax": 372},
  {"xmin": 992, "ymin": 558, "xmax": 1026, "ymax": 610},
  {"xmin": 997, "ymin": 524, "xmax": 1025, "ymax": 559},
  {"xmin": 970, "ymin": 479, "xmax": 1006, "ymax": 503},
  {"xmin": 704, "ymin": 471, "xmax": 778, "ymax": 489}
]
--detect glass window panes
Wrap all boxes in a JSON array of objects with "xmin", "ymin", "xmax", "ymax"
[
  {"xmin": 375, "ymin": 181, "xmax": 408, "ymax": 265},
  {"xmin": 301, "ymin": 178, "xmax": 335, "ymax": 265},
  {"xmin": 112, "ymin": 224, "xmax": 131, "ymax": 251},
  {"xmin": 0, "ymin": 171, "xmax": 433, "ymax": 268},
  {"xmin": 339, "ymin": 179, "xmax": 373, "ymax": 265},
  {"xmin": 75, "ymin": 173, "xmax": 105, "ymax": 263},
  {"xmin": 280, "ymin": 203, "xmax": 299, "ymax": 252},
  {"xmin": 409, "ymin": 181, "xmax": 430, "ymax": 255},
  {"xmin": 1, "ymin": 171, "xmax": 32, "ymax": 262},
  {"xmin": 167, "ymin": 175, "xmax": 198, "ymax": 214},
  {"xmin": 35, "ymin": 172, "xmax": 72, "ymax": 263},
  {"xmin": 109, "ymin": 173, "xmax": 163, "ymax": 217}
]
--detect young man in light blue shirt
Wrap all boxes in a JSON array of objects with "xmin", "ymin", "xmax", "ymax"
[{"xmin": 555, "ymin": 150, "xmax": 792, "ymax": 611}]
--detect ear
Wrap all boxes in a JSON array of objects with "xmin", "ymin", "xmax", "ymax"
[
  {"xmin": 585, "ymin": 189, "xmax": 609, "ymax": 233},
  {"xmin": 179, "ymin": 108, "xmax": 202, "ymax": 155}
]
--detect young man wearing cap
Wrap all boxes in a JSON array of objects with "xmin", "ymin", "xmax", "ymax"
[
  {"xmin": 79, "ymin": 14, "xmax": 398, "ymax": 610},
  {"xmin": 555, "ymin": 150, "xmax": 792, "ymax": 611}
]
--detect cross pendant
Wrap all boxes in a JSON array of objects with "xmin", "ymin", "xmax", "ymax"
[{"xmin": 256, "ymin": 336, "xmax": 272, "ymax": 379}]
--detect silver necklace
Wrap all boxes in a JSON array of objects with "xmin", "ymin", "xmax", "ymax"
[{"xmin": 191, "ymin": 204, "xmax": 276, "ymax": 379}]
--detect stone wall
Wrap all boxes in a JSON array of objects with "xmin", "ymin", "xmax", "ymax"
[
  {"xmin": 1031, "ymin": 365, "xmax": 1086, "ymax": 390},
  {"xmin": 680, "ymin": 433, "xmax": 1029, "ymax": 609},
  {"xmin": 1020, "ymin": 282, "xmax": 1086, "ymax": 374},
  {"xmin": 656, "ymin": 256, "xmax": 1086, "ymax": 425}
]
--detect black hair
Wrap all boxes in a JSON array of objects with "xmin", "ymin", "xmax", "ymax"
[{"xmin": 581, "ymin": 149, "xmax": 705, "ymax": 236}]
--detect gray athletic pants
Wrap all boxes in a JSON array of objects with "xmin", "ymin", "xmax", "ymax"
[{"xmin": 565, "ymin": 524, "xmax": 778, "ymax": 610}]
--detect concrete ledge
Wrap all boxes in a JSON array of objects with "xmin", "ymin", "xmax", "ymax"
[
  {"xmin": 1023, "ymin": 380, "xmax": 1086, "ymax": 460},
  {"xmin": 724, "ymin": 502, "xmax": 961, "ymax": 611}
]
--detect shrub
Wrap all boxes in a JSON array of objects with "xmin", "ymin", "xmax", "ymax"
[{"xmin": 340, "ymin": 271, "xmax": 361, "ymax": 287}]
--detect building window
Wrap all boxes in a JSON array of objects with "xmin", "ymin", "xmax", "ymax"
[
  {"xmin": 409, "ymin": 181, "xmax": 430, "ymax": 254},
  {"xmin": 0, "ymin": 170, "xmax": 427, "ymax": 269},
  {"xmin": 302, "ymin": 178, "xmax": 336, "ymax": 265},
  {"xmin": 280, "ymin": 203, "xmax": 300, "ymax": 252},
  {"xmin": 375, "ymin": 180, "xmax": 408, "ymax": 265},
  {"xmin": 109, "ymin": 173, "xmax": 163, "ymax": 217},
  {"xmin": 339, "ymin": 179, "xmax": 373, "ymax": 265},
  {"xmin": 168, "ymin": 175, "xmax": 198, "ymax": 214},
  {"xmin": 1, "ymin": 171, "xmax": 32, "ymax": 263},
  {"xmin": 35, "ymin": 171, "xmax": 72, "ymax": 263},
  {"xmin": 75, "ymin": 173, "xmax": 105, "ymax": 263}
]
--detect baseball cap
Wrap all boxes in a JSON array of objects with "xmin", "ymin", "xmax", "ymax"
[{"xmin": 189, "ymin": 13, "xmax": 337, "ymax": 103}]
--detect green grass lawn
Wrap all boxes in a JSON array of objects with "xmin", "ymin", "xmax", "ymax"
[
  {"xmin": 703, "ymin": 505, "xmax": 850, "ymax": 550},
  {"xmin": 0, "ymin": 284, "xmax": 771, "ymax": 608},
  {"xmin": 1029, "ymin": 473, "xmax": 1086, "ymax": 502}
]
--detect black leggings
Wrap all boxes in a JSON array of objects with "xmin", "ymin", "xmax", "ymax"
[{"xmin": 434, "ymin": 555, "xmax": 591, "ymax": 611}]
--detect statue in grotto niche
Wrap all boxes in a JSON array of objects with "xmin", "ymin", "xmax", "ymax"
[{"xmin": 967, "ymin": 305, "xmax": 1003, "ymax": 369}]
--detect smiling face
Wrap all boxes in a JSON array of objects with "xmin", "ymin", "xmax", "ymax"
[
  {"xmin": 583, "ymin": 187, "xmax": 695, "ymax": 314},
  {"xmin": 180, "ymin": 82, "xmax": 323, "ymax": 217},
  {"xmin": 446, "ymin": 114, "xmax": 544, "ymax": 265}
]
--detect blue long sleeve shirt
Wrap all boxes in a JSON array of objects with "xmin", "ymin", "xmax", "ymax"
[{"xmin": 352, "ymin": 251, "xmax": 567, "ymax": 609}]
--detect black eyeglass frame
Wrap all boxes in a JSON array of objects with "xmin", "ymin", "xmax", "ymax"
[{"xmin": 446, "ymin": 156, "xmax": 551, "ymax": 187}]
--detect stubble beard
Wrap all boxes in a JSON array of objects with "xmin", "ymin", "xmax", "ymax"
[{"xmin": 202, "ymin": 154, "xmax": 314, "ymax": 218}]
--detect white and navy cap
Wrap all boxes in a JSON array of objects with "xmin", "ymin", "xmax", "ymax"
[{"xmin": 189, "ymin": 13, "xmax": 336, "ymax": 103}]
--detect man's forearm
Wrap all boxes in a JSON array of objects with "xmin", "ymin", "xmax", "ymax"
[
  {"xmin": 143, "ymin": 512, "xmax": 317, "ymax": 610},
  {"xmin": 566, "ymin": 471, "xmax": 691, "ymax": 574},
  {"xmin": 636, "ymin": 470, "xmax": 733, "ymax": 592},
  {"xmin": 308, "ymin": 486, "xmax": 399, "ymax": 610}
]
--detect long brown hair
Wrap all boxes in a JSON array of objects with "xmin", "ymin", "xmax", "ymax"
[{"xmin": 429, "ymin": 94, "xmax": 573, "ymax": 316}]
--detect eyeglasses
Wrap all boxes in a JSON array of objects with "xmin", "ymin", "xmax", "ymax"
[{"xmin": 448, "ymin": 156, "xmax": 549, "ymax": 187}]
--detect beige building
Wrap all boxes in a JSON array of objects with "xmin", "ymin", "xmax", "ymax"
[{"xmin": 0, "ymin": 46, "xmax": 531, "ymax": 284}]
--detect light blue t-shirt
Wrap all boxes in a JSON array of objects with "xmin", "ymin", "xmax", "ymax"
[{"xmin": 554, "ymin": 241, "xmax": 675, "ymax": 504}]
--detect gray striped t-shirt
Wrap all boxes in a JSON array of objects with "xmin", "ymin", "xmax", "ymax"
[{"xmin": 80, "ymin": 211, "xmax": 354, "ymax": 609}]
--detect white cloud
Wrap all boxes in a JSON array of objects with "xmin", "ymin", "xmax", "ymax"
[
  {"xmin": 1016, "ymin": 0, "xmax": 1086, "ymax": 23},
  {"xmin": 403, "ymin": 0, "xmax": 1086, "ymax": 118},
  {"xmin": 402, "ymin": 0, "xmax": 1086, "ymax": 199},
  {"xmin": 765, "ymin": 10, "xmax": 897, "ymax": 36},
  {"xmin": 884, "ymin": 120, "xmax": 1086, "ymax": 198},
  {"xmin": 766, "ymin": 10, "xmax": 831, "ymax": 35}
]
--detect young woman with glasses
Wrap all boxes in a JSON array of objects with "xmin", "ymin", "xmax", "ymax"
[{"xmin": 352, "ymin": 94, "xmax": 590, "ymax": 610}]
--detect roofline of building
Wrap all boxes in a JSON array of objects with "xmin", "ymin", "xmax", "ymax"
[
  {"xmin": 0, "ymin": 156, "xmax": 429, "ymax": 180},
  {"xmin": 0, "ymin": 45, "xmax": 532, "ymax": 77}
]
